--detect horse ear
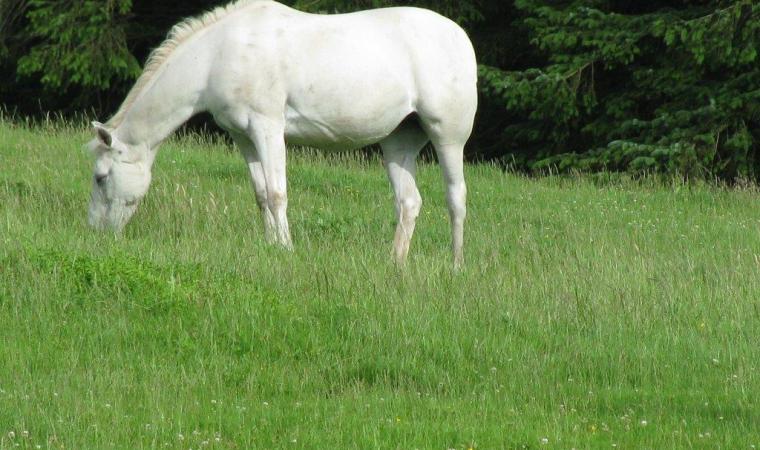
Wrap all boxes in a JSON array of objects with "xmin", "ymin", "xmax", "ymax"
[{"xmin": 92, "ymin": 121, "xmax": 113, "ymax": 147}]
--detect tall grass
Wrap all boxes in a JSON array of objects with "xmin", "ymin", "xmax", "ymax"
[{"xmin": 1, "ymin": 118, "xmax": 759, "ymax": 449}]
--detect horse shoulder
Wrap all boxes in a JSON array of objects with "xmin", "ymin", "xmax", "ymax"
[{"xmin": 204, "ymin": 15, "xmax": 294, "ymax": 119}]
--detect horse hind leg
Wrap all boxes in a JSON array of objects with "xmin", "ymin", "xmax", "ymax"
[
  {"xmin": 432, "ymin": 140, "xmax": 467, "ymax": 268},
  {"xmin": 417, "ymin": 114, "xmax": 474, "ymax": 269},
  {"xmin": 380, "ymin": 120, "xmax": 430, "ymax": 265}
]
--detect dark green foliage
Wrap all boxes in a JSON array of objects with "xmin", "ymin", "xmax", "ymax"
[
  {"xmin": 481, "ymin": 0, "xmax": 760, "ymax": 179},
  {"xmin": 1, "ymin": 0, "xmax": 759, "ymax": 180},
  {"xmin": 16, "ymin": 0, "xmax": 140, "ymax": 90}
]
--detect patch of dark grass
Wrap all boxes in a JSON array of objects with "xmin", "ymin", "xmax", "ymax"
[{"xmin": 3, "ymin": 247, "xmax": 204, "ymax": 312}]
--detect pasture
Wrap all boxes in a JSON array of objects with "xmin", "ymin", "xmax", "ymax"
[{"xmin": 1, "ymin": 119, "xmax": 759, "ymax": 449}]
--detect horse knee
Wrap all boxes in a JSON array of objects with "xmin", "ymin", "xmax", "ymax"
[
  {"xmin": 400, "ymin": 192, "xmax": 422, "ymax": 221},
  {"xmin": 267, "ymin": 190, "xmax": 287, "ymax": 212},
  {"xmin": 253, "ymin": 188, "xmax": 268, "ymax": 210}
]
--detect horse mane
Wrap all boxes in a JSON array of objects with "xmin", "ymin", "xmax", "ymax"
[{"xmin": 107, "ymin": 0, "xmax": 269, "ymax": 128}]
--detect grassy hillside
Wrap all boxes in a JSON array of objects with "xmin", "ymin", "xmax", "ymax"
[{"xmin": 1, "ymin": 119, "xmax": 759, "ymax": 449}]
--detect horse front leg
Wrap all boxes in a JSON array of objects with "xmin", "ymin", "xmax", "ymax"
[
  {"xmin": 229, "ymin": 132, "xmax": 277, "ymax": 243},
  {"xmin": 248, "ymin": 116, "xmax": 292, "ymax": 250}
]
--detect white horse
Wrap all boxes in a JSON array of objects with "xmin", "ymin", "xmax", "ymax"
[{"xmin": 88, "ymin": 0, "xmax": 477, "ymax": 266}]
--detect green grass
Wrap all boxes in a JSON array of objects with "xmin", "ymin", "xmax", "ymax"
[{"xmin": 1, "ymin": 118, "xmax": 759, "ymax": 449}]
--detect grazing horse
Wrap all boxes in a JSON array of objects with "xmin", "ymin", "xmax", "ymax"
[{"xmin": 88, "ymin": 0, "xmax": 477, "ymax": 266}]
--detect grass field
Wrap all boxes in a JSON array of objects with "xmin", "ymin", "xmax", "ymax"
[{"xmin": 1, "ymin": 118, "xmax": 759, "ymax": 449}]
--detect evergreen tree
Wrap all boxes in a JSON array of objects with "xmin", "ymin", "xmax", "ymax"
[{"xmin": 481, "ymin": 0, "xmax": 760, "ymax": 178}]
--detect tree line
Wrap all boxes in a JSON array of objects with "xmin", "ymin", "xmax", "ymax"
[{"xmin": 1, "ymin": 0, "xmax": 758, "ymax": 180}]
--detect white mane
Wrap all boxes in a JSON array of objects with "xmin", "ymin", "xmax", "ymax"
[{"xmin": 107, "ymin": 0, "xmax": 269, "ymax": 127}]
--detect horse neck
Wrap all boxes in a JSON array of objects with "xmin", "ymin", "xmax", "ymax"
[{"xmin": 113, "ymin": 38, "xmax": 212, "ymax": 149}]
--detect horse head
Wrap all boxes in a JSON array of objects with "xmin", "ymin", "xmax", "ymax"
[{"xmin": 87, "ymin": 122, "xmax": 153, "ymax": 232}]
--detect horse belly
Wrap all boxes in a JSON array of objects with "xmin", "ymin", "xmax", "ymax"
[{"xmin": 283, "ymin": 86, "xmax": 413, "ymax": 151}]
